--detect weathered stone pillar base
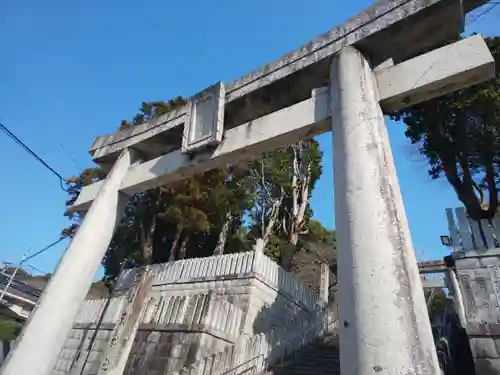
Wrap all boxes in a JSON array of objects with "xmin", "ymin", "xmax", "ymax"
[
  {"xmin": 330, "ymin": 46, "xmax": 440, "ymax": 375},
  {"xmin": 454, "ymin": 248, "xmax": 500, "ymax": 375},
  {"xmin": 467, "ymin": 324, "xmax": 500, "ymax": 375}
]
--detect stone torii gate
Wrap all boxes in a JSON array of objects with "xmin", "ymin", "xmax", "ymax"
[{"xmin": 2, "ymin": 0, "xmax": 495, "ymax": 374}]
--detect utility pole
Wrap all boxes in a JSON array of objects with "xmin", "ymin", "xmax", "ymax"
[{"xmin": 0, "ymin": 248, "xmax": 32, "ymax": 304}]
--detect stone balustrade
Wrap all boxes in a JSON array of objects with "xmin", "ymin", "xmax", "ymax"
[
  {"xmin": 446, "ymin": 207, "xmax": 500, "ymax": 252},
  {"xmin": 73, "ymin": 292, "xmax": 243, "ymax": 340},
  {"xmin": 74, "ymin": 296, "xmax": 126, "ymax": 325},
  {"xmin": 116, "ymin": 251, "xmax": 319, "ymax": 312},
  {"xmin": 140, "ymin": 293, "xmax": 243, "ymax": 339},
  {"xmin": 173, "ymin": 304, "xmax": 338, "ymax": 375}
]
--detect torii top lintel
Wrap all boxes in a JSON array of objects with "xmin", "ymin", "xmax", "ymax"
[{"xmin": 88, "ymin": 0, "xmax": 487, "ymax": 166}]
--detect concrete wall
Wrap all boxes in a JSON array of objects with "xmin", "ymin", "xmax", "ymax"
[
  {"xmin": 50, "ymin": 251, "xmax": 321, "ymax": 375},
  {"xmin": 51, "ymin": 292, "xmax": 243, "ymax": 375}
]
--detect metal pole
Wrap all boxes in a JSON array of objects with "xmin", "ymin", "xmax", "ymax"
[{"xmin": 0, "ymin": 248, "xmax": 31, "ymax": 304}]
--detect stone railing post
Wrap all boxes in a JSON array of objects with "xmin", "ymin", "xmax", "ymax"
[
  {"xmin": 446, "ymin": 267, "xmax": 467, "ymax": 328},
  {"xmin": 251, "ymin": 239, "xmax": 263, "ymax": 274},
  {"xmin": 319, "ymin": 263, "xmax": 329, "ymax": 305},
  {"xmin": 97, "ymin": 267, "xmax": 153, "ymax": 375}
]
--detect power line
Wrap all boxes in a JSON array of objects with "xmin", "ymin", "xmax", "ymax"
[
  {"xmin": 2, "ymin": 237, "xmax": 68, "ymax": 270},
  {"xmin": 0, "ymin": 122, "xmax": 69, "ymax": 191},
  {"xmin": 6, "ymin": 80, "xmax": 84, "ymax": 171},
  {"xmin": 467, "ymin": 0, "xmax": 499, "ymax": 23},
  {"xmin": 406, "ymin": 0, "xmax": 499, "ymax": 97},
  {"xmin": 23, "ymin": 237, "xmax": 67, "ymax": 263}
]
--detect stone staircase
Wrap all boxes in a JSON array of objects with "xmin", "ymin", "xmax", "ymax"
[{"xmin": 265, "ymin": 333, "xmax": 340, "ymax": 375}]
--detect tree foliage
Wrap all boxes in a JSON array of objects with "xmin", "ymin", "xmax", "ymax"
[
  {"xmin": 424, "ymin": 288, "xmax": 451, "ymax": 319},
  {"xmin": 64, "ymin": 97, "xmax": 329, "ymax": 279},
  {"xmin": 0, "ymin": 317, "xmax": 22, "ymax": 341},
  {"xmin": 246, "ymin": 140, "xmax": 323, "ymax": 270},
  {"xmin": 391, "ymin": 36, "xmax": 500, "ymax": 221}
]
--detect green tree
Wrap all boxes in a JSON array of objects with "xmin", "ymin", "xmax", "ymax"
[
  {"xmin": 305, "ymin": 219, "xmax": 336, "ymax": 246},
  {"xmin": 391, "ymin": 36, "xmax": 500, "ymax": 222},
  {"xmin": 279, "ymin": 140, "xmax": 323, "ymax": 269},
  {"xmin": 63, "ymin": 166, "xmax": 107, "ymax": 238},
  {"xmin": 425, "ymin": 288, "xmax": 450, "ymax": 318},
  {"xmin": 196, "ymin": 167, "xmax": 254, "ymax": 255},
  {"xmin": 248, "ymin": 139, "xmax": 323, "ymax": 270},
  {"xmin": 0, "ymin": 317, "xmax": 22, "ymax": 341},
  {"xmin": 63, "ymin": 94, "xmax": 327, "ymax": 280},
  {"xmin": 64, "ymin": 99, "xmax": 255, "ymax": 278}
]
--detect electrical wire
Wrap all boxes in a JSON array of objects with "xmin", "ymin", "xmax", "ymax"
[
  {"xmin": 6, "ymin": 80, "xmax": 84, "ymax": 171},
  {"xmin": 0, "ymin": 122, "xmax": 69, "ymax": 191},
  {"xmin": 2, "ymin": 237, "xmax": 68, "ymax": 278},
  {"xmin": 23, "ymin": 237, "xmax": 67, "ymax": 263},
  {"xmin": 467, "ymin": 0, "xmax": 499, "ymax": 24},
  {"xmin": 2, "ymin": 1, "xmax": 497, "ymax": 192},
  {"xmin": 402, "ymin": 0, "xmax": 499, "ymax": 100}
]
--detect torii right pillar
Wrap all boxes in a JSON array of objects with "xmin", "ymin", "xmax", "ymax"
[{"xmin": 331, "ymin": 46, "xmax": 440, "ymax": 375}]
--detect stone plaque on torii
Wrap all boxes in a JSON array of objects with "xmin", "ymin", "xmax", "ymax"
[{"xmin": 1, "ymin": 0, "xmax": 495, "ymax": 374}]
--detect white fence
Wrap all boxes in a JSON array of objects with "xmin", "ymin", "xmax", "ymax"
[
  {"xmin": 446, "ymin": 207, "xmax": 500, "ymax": 252},
  {"xmin": 116, "ymin": 251, "xmax": 319, "ymax": 311}
]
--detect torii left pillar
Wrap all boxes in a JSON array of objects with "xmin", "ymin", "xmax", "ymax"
[{"xmin": 0, "ymin": 149, "xmax": 136, "ymax": 375}]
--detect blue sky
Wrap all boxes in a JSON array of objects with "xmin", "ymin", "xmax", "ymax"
[{"xmin": 0, "ymin": 1, "xmax": 498, "ymax": 277}]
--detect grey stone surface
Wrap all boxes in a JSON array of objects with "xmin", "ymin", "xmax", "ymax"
[
  {"xmin": 467, "ymin": 323, "xmax": 500, "ymax": 336},
  {"xmin": 50, "ymin": 253, "xmax": 318, "ymax": 375},
  {"xmin": 123, "ymin": 331, "xmax": 228, "ymax": 374},
  {"xmin": 181, "ymin": 82, "xmax": 225, "ymax": 153},
  {"xmin": 331, "ymin": 45, "xmax": 440, "ymax": 374},
  {"xmin": 88, "ymin": 0, "xmax": 488, "ymax": 166},
  {"xmin": 455, "ymin": 250, "xmax": 500, "ymax": 374},
  {"xmin": 469, "ymin": 337, "xmax": 500, "ymax": 359},
  {"xmin": 475, "ymin": 358, "xmax": 500, "ymax": 375},
  {"xmin": 455, "ymin": 254, "xmax": 500, "ymax": 324}
]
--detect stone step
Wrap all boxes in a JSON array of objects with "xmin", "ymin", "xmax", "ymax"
[
  {"xmin": 291, "ymin": 357, "xmax": 340, "ymax": 364},
  {"xmin": 291, "ymin": 355, "xmax": 339, "ymax": 363},
  {"xmin": 273, "ymin": 360, "xmax": 339, "ymax": 369},
  {"xmin": 276, "ymin": 364, "xmax": 339, "ymax": 371},
  {"xmin": 316, "ymin": 341, "xmax": 339, "ymax": 345},
  {"xmin": 299, "ymin": 348, "xmax": 340, "ymax": 356},
  {"xmin": 304, "ymin": 346, "xmax": 339, "ymax": 352},
  {"xmin": 270, "ymin": 369, "xmax": 340, "ymax": 375},
  {"xmin": 264, "ymin": 334, "xmax": 341, "ymax": 375}
]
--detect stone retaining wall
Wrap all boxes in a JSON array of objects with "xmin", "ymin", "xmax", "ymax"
[{"xmin": 50, "ymin": 251, "xmax": 320, "ymax": 374}]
